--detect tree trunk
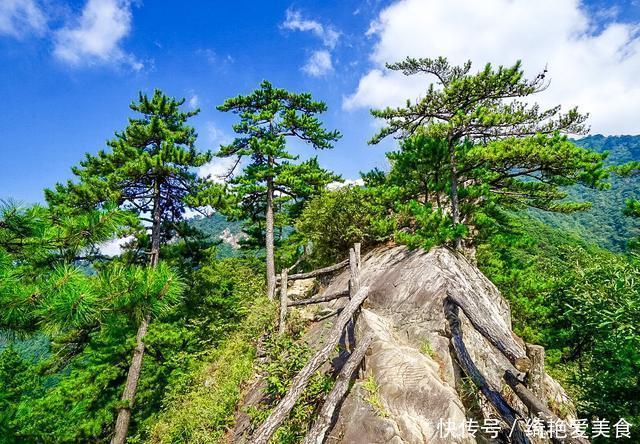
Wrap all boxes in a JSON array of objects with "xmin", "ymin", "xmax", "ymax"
[
  {"xmin": 279, "ymin": 269, "xmax": 288, "ymax": 335},
  {"xmin": 449, "ymin": 144, "xmax": 462, "ymax": 250},
  {"xmin": 265, "ymin": 155, "xmax": 276, "ymax": 300},
  {"xmin": 111, "ymin": 180, "xmax": 162, "ymax": 444},
  {"xmin": 111, "ymin": 314, "xmax": 150, "ymax": 444}
]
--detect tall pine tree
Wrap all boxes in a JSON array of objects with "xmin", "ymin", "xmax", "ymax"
[
  {"xmin": 46, "ymin": 90, "xmax": 213, "ymax": 443},
  {"xmin": 370, "ymin": 57, "xmax": 608, "ymax": 249},
  {"xmin": 217, "ymin": 80, "xmax": 340, "ymax": 299}
]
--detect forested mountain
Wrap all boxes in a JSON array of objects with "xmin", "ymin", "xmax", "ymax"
[
  {"xmin": 2, "ymin": 60, "xmax": 639, "ymax": 443},
  {"xmin": 189, "ymin": 213, "xmax": 244, "ymax": 258},
  {"xmin": 531, "ymin": 135, "xmax": 640, "ymax": 251}
]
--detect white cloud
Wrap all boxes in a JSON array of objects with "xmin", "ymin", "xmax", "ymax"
[
  {"xmin": 53, "ymin": 0, "xmax": 141, "ymax": 70},
  {"xmin": 188, "ymin": 94, "xmax": 199, "ymax": 109},
  {"xmin": 302, "ymin": 50, "xmax": 333, "ymax": 76},
  {"xmin": 99, "ymin": 235, "xmax": 134, "ymax": 257},
  {"xmin": 198, "ymin": 157, "xmax": 239, "ymax": 183},
  {"xmin": 0, "ymin": 0, "xmax": 47, "ymax": 38},
  {"xmin": 345, "ymin": 0, "xmax": 640, "ymax": 135},
  {"xmin": 282, "ymin": 8, "xmax": 340, "ymax": 49},
  {"xmin": 204, "ymin": 121, "xmax": 231, "ymax": 147},
  {"xmin": 282, "ymin": 8, "xmax": 340, "ymax": 77},
  {"xmin": 198, "ymin": 121, "xmax": 238, "ymax": 183},
  {"xmin": 327, "ymin": 178, "xmax": 365, "ymax": 190}
]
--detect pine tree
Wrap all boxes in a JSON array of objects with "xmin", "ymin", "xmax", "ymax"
[
  {"xmin": 45, "ymin": 89, "xmax": 212, "ymax": 443},
  {"xmin": 617, "ymin": 161, "xmax": 640, "ymax": 217},
  {"xmin": 217, "ymin": 80, "xmax": 340, "ymax": 299},
  {"xmin": 0, "ymin": 201, "xmax": 134, "ymax": 332},
  {"xmin": 369, "ymin": 57, "xmax": 608, "ymax": 249}
]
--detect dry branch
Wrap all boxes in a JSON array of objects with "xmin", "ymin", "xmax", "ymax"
[
  {"xmin": 277, "ymin": 259, "xmax": 349, "ymax": 282},
  {"xmin": 249, "ymin": 285, "xmax": 370, "ymax": 444},
  {"xmin": 446, "ymin": 290, "xmax": 531, "ymax": 372},
  {"xmin": 444, "ymin": 298, "xmax": 531, "ymax": 444},
  {"xmin": 303, "ymin": 334, "xmax": 373, "ymax": 444},
  {"xmin": 287, "ymin": 289, "xmax": 349, "ymax": 307},
  {"xmin": 504, "ymin": 370, "xmax": 590, "ymax": 444}
]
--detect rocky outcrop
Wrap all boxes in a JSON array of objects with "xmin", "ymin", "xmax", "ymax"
[{"xmin": 234, "ymin": 245, "xmax": 578, "ymax": 443}]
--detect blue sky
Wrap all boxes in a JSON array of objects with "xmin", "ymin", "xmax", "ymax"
[{"xmin": 1, "ymin": 0, "xmax": 640, "ymax": 203}]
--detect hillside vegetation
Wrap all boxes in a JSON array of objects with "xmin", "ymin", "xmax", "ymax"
[
  {"xmin": 531, "ymin": 135, "xmax": 640, "ymax": 251},
  {"xmin": 1, "ymin": 58, "xmax": 639, "ymax": 443}
]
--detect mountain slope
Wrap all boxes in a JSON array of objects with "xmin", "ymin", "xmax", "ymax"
[
  {"xmin": 529, "ymin": 134, "xmax": 640, "ymax": 251},
  {"xmin": 189, "ymin": 213, "xmax": 245, "ymax": 257}
]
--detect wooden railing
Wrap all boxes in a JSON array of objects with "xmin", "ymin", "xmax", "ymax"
[
  {"xmin": 278, "ymin": 245, "xmax": 360, "ymax": 335},
  {"xmin": 250, "ymin": 244, "xmax": 369, "ymax": 444},
  {"xmin": 253, "ymin": 244, "xmax": 576, "ymax": 444},
  {"xmin": 444, "ymin": 296, "xmax": 589, "ymax": 444}
]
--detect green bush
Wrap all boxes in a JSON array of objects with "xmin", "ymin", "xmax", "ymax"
[
  {"xmin": 144, "ymin": 295, "xmax": 274, "ymax": 443},
  {"xmin": 477, "ymin": 216, "xmax": 640, "ymax": 425},
  {"xmin": 247, "ymin": 334, "xmax": 332, "ymax": 444},
  {"xmin": 296, "ymin": 186, "xmax": 392, "ymax": 265}
]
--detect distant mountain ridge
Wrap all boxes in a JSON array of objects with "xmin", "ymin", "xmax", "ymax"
[
  {"xmin": 189, "ymin": 213, "xmax": 245, "ymax": 257},
  {"xmin": 530, "ymin": 134, "xmax": 640, "ymax": 251}
]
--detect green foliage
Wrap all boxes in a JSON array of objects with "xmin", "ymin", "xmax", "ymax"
[
  {"xmin": 9, "ymin": 323, "xmax": 133, "ymax": 442},
  {"xmin": 361, "ymin": 375, "xmax": 388, "ymax": 418},
  {"xmin": 296, "ymin": 186, "xmax": 391, "ymax": 265},
  {"xmin": 248, "ymin": 334, "xmax": 332, "ymax": 444},
  {"xmin": 144, "ymin": 284, "xmax": 273, "ymax": 444},
  {"xmin": 0, "ymin": 256, "xmax": 264, "ymax": 443},
  {"xmin": 370, "ymin": 57, "xmax": 587, "ymax": 145},
  {"xmin": 0, "ymin": 348, "xmax": 32, "ymax": 441},
  {"xmin": 477, "ymin": 215, "xmax": 640, "ymax": 424},
  {"xmin": 368, "ymin": 58, "xmax": 607, "ymax": 248},
  {"xmin": 0, "ymin": 201, "xmax": 181, "ymax": 336}
]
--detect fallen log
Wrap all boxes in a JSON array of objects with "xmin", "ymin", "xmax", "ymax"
[
  {"xmin": 444, "ymin": 298, "xmax": 531, "ymax": 444},
  {"xmin": 504, "ymin": 370, "xmax": 590, "ymax": 444},
  {"xmin": 446, "ymin": 290, "xmax": 531, "ymax": 372},
  {"xmin": 303, "ymin": 334, "xmax": 373, "ymax": 444},
  {"xmin": 249, "ymin": 285, "xmax": 370, "ymax": 444},
  {"xmin": 287, "ymin": 289, "xmax": 349, "ymax": 307},
  {"xmin": 277, "ymin": 259, "xmax": 349, "ymax": 282}
]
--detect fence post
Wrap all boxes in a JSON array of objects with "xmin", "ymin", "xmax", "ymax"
[
  {"xmin": 279, "ymin": 268, "xmax": 288, "ymax": 335},
  {"xmin": 249, "ymin": 286, "xmax": 370, "ymax": 444},
  {"xmin": 525, "ymin": 344, "xmax": 545, "ymax": 400},
  {"xmin": 346, "ymin": 246, "xmax": 361, "ymax": 352},
  {"xmin": 349, "ymin": 247, "xmax": 360, "ymax": 295}
]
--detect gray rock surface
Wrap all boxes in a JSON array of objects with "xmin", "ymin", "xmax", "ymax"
[
  {"xmin": 233, "ymin": 245, "xmax": 578, "ymax": 444},
  {"xmin": 320, "ymin": 246, "xmax": 575, "ymax": 443}
]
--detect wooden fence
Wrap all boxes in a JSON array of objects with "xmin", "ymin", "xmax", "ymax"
[
  {"xmin": 249, "ymin": 244, "xmax": 580, "ymax": 444},
  {"xmin": 250, "ymin": 244, "xmax": 367, "ymax": 444}
]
